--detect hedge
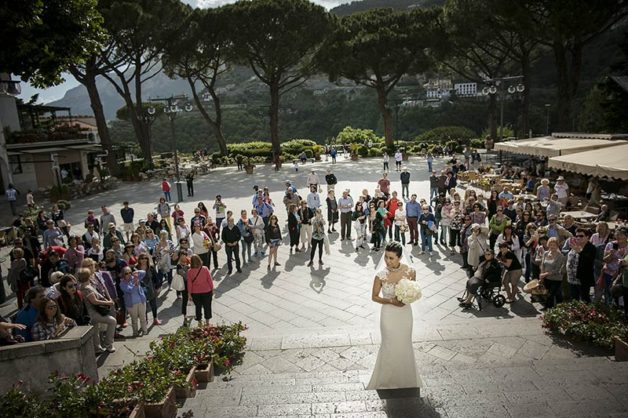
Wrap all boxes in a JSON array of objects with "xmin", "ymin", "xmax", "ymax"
[
  {"xmin": 336, "ymin": 126, "xmax": 384, "ymax": 144},
  {"xmin": 414, "ymin": 126, "xmax": 476, "ymax": 144}
]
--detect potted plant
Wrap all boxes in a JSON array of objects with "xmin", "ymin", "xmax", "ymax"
[
  {"xmin": 244, "ymin": 157, "xmax": 255, "ymax": 174},
  {"xmin": 349, "ymin": 143, "xmax": 361, "ymax": 160}
]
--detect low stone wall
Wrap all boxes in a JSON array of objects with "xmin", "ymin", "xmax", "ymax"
[{"xmin": 0, "ymin": 326, "xmax": 98, "ymax": 394}]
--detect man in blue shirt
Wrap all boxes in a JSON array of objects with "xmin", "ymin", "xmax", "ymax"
[
  {"xmin": 15, "ymin": 286, "xmax": 45, "ymax": 341},
  {"xmin": 406, "ymin": 194, "xmax": 420, "ymax": 246}
]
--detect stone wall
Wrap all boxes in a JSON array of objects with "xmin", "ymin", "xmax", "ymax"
[{"xmin": 0, "ymin": 326, "xmax": 98, "ymax": 394}]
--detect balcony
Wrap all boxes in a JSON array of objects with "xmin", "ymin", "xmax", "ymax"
[{"xmin": 7, "ymin": 126, "xmax": 94, "ymax": 145}]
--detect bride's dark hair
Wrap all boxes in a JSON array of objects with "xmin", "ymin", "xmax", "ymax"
[{"xmin": 384, "ymin": 241, "xmax": 403, "ymax": 258}]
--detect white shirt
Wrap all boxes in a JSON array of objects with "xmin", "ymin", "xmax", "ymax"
[
  {"xmin": 307, "ymin": 192, "xmax": 321, "ymax": 209},
  {"xmin": 383, "ymin": 154, "xmax": 389, "ymax": 162},
  {"xmin": 394, "ymin": 209, "xmax": 406, "ymax": 226},
  {"xmin": 394, "ymin": 152, "xmax": 402, "ymax": 162},
  {"xmin": 306, "ymin": 173, "xmax": 319, "ymax": 186},
  {"xmin": 554, "ymin": 182, "xmax": 569, "ymax": 199}
]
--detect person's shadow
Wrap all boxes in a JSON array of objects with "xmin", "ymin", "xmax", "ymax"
[
  {"xmin": 374, "ymin": 388, "xmax": 442, "ymax": 417},
  {"xmin": 309, "ymin": 265, "xmax": 330, "ymax": 293}
]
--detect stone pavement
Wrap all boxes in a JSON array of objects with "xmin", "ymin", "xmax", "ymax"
[{"xmin": 2, "ymin": 154, "xmax": 628, "ymax": 417}]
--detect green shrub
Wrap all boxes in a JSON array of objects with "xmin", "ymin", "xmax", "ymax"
[
  {"xmin": 415, "ymin": 126, "xmax": 476, "ymax": 144},
  {"xmin": 445, "ymin": 140, "xmax": 464, "ymax": 153},
  {"xmin": 368, "ymin": 148, "xmax": 381, "ymax": 157},
  {"xmin": 481, "ymin": 126, "xmax": 515, "ymax": 139},
  {"xmin": 336, "ymin": 126, "xmax": 383, "ymax": 144},
  {"xmin": 281, "ymin": 139, "xmax": 317, "ymax": 155},
  {"xmin": 304, "ymin": 149, "xmax": 313, "ymax": 159},
  {"xmin": 227, "ymin": 142, "xmax": 272, "ymax": 158},
  {"xmin": 470, "ymin": 138, "xmax": 485, "ymax": 149},
  {"xmin": 358, "ymin": 146, "xmax": 369, "ymax": 157}
]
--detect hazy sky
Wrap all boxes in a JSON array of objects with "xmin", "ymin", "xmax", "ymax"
[{"xmin": 18, "ymin": 0, "xmax": 352, "ymax": 103}]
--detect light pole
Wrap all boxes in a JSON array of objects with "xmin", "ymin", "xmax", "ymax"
[
  {"xmin": 545, "ymin": 104, "xmax": 551, "ymax": 135},
  {"xmin": 148, "ymin": 95, "xmax": 194, "ymax": 203},
  {"xmin": 482, "ymin": 76, "xmax": 525, "ymax": 141}
]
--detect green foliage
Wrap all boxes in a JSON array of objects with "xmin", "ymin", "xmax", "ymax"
[
  {"xmin": 227, "ymin": 141, "xmax": 273, "ymax": 158},
  {"xmin": 481, "ymin": 126, "xmax": 515, "ymax": 139},
  {"xmin": 0, "ymin": 0, "xmax": 103, "ymax": 86},
  {"xmin": 336, "ymin": 126, "xmax": 382, "ymax": 144},
  {"xmin": 542, "ymin": 301, "xmax": 628, "ymax": 350},
  {"xmin": 415, "ymin": 126, "xmax": 476, "ymax": 143},
  {"xmin": 280, "ymin": 139, "xmax": 318, "ymax": 155},
  {"xmin": 49, "ymin": 185, "xmax": 70, "ymax": 203}
]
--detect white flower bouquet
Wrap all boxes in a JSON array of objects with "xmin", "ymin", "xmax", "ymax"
[{"xmin": 394, "ymin": 279, "xmax": 422, "ymax": 304}]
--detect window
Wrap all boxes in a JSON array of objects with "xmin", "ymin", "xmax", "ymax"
[{"xmin": 9, "ymin": 155, "xmax": 22, "ymax": 174}]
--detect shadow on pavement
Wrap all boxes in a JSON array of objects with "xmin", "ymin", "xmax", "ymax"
[{"xmin": 375, "ymin": 388, "xmax": 443, "ymax": 417}]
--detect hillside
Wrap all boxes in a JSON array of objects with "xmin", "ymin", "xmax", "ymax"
[{"xmin": 330, "ymin": 0, "xmax": 444, "ymax": 15}]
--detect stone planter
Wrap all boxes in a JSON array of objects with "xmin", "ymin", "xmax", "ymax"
[
  {"xmin": 129, "ymin": 403, "xmax": 145, "ymax": 418},
  {"xmin": 244, "ymin": 165, "xmax": 254, "ymax": 174},
  {"xmin": 615, "ymin": 336, "xmax": 628, "ymax": 361},
  {"xmin": 174, "ymin": 367, "xmax": 198, "ymax": 399},
  {"xmin": 194, "ymin": 362, "xmax": 214, "ymax": 383},
  {"xmin": 144, "ymin": 387, "xmax": 177, "ymax": 418},
  {"xmin": 350, "ymin": 154, "xmax": 359, "ymax": 161}
]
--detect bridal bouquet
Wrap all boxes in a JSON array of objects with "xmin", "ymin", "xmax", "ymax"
[{"xmin": 395, "ymin": 279, "xmax": 422, "ymax": 304}]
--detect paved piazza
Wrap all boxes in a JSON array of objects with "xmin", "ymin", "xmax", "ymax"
[{"xmin": 2, "ymin": 155, "xmax": 628, "ymax": 417}]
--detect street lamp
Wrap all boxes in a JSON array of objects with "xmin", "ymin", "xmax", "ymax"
[
  {"xmin": 545, "ymin": 104, "xmax": 551, "ymax": 135},
  {"xmin": 482, "ymin": 76, "xmax": 525, "ymax": 141},
  {"xmin": 148, "ymin": 96, "xmax": 194, "ymax": 203}
]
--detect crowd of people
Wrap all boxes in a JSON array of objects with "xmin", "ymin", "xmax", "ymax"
[{"xmin": 2, "ymin": 150, "xmax": 627, "ymax": 349}]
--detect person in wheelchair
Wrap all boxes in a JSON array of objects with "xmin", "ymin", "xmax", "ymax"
[{"xmin": 458, "ymin": 249, "xmax": 502, "ymax": 308}]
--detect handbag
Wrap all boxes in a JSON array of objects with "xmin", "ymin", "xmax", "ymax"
[
  {"xmin": 212, "ymin": 242, "xmax": 222, "ymax": 252},
  {"xmin": 244, "ymin": 233, "xmax": 254, "ymax": 244},
  {"xmin": 171, "ymin": 272, "xmax": 186, "ymax": 292},
  {"xmin": 94, "ymin": 304, "xmax": 111, "ymax": 317}
]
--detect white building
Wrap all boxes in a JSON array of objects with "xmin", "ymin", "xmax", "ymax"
[{"xmin": 454, "ymin": 82, "xmax": 479, "ymax": 97}]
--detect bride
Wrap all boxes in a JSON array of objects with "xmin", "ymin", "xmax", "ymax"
[{"xmin": 366, "ymin": 241, "xmax": 422, "ymax": 390}]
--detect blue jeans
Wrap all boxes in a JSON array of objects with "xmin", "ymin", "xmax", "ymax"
[
  {"xmin": 420, "ymin": 229, "xmax": 433, "ymax": 252},
  {"xmin": 430, "ymin": 187, "xmax": 438, "ymax": 200},
  {"xmin": 164, "ymin": 191, "xmax": 171, "ymax": 202},
  {"xmin": 428, "ymin": 162, "xmax": 433, "ymax": 172}
]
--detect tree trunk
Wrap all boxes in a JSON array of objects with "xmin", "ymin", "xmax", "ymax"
[
  {"xmin": 520, "ymin": 53, "xmax": 531, "ymax": 138},
  {"xmin": 376, "ymin": 85, "xmax": 394, "ymax": 147},
  {"xmin": 553, "ymin": 41, "xmax": 573, "ymax": 131},
  {"xmin": 488, "ymin": 93, "xmax": 497, "ymax": 140},
  {"xmin": 188, "ymin": 78, "xmax": 228, "ymax": 155},
  {"xmin": 269, "ymin": 82, "xmax": 281, "ymax": 165},
  {"xmin": 82, "ymin": 72, "xmax": 118, "ymax": 176}
]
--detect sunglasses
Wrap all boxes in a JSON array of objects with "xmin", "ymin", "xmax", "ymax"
[
  {"xmin": 124, "ymin": 272, "xmax": 132, "ymax": 275},
  {"xmin": 576, "ymin": 234, "xmax": 585, "ymax": 238}
]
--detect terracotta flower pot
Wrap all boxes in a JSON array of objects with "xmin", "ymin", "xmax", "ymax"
[
  {"xmin": 615, "ymin": 336, "xmax": 628, "ymax": 362},
  {"xmin": 174, "ymin": 367, "xmax": 198, "ymax": 399},
  {"xmin": 194, "ymin": 363, "xmax": 214, "ymax": 383},
  {"xmin": 144, "ymin": 387, "xmax": 177, "ymax": 418}
]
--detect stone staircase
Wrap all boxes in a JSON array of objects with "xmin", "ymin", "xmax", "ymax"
[{"xmin": 180, "ymin": 321, "xmax": 628, "ymax": 418}]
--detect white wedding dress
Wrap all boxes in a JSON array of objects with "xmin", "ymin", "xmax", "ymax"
[{"xmin": 366, "ymin": 265, "xmax": 422, "ymax": 390}]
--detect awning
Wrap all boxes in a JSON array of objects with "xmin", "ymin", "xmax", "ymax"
[
  {"xmin": 548, "ymin": 143, "xmax": 628, "ymax": 180},
  {"xmin": 494, "ymin": 136, "xmax": 625, "ymax": 157}
]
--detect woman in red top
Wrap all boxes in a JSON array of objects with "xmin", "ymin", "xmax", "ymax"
[{"xmin": 187, "ymin": 255, "xmax": 214, "ymax": 327}]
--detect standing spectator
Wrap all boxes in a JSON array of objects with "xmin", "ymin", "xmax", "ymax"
[
  {"xmin": 64, "ymin": 236, "xmax": 85, "ymax": 274},
  {"xmin": 400, "ymin": 167, "xmax": 410, "ymax": 200},
  {"xmin": 250, "ymin": 209, "xmax": 266, "ymax": 258},
  {"xmin": 308, "ymin": 208, "xmax": 326, "ymax": 267},
  {"xmin": 382, "ymin": 152, "xmax": 389, "ymax": 172},
  {"xmin": 191, "ymin": 222, "xmax": 211, "ymax": 267},
  {"xmin": 338, "ymin": 190, "xmax": 354, "ymax": 240},
  {"xmin": 440, "ymin": 198, "xmax": 453, "ymax": 248},
  {"xmin": 326, "ymin": 190, "xmax": 339, "ymax": 233},
  {"xmin": 5, "ymin": 183, "xmax": 18, "ymax": 216},
  {"xmin": 283, "ymin": 189, "xmax": 300, "ymax": 217},
  {"xmin": 444, "ymin": 171, "xmax": 456, "ymax": 192},
  {"xmin": 103, "ymin": 223, "xmax": 125, "ymax": 250},
  {"xmin": 190, "ymin": 207, "xmax": 206, "ymax": 228},
  {"xmin": 306, "ymin": 170, "xmax": 319, "ymax": 190},
  {"xmin": 213, "ymin": 195, "xmax": 227, "ymax": 233},
  {"xmin": 265, "ymin": 215, "xmax": 282, "ymax": 270},
  {"xmin": 418, "ymin": 205, "xmax": 436, "ymax": 256},
  {"xmin": 8, "ymin": 248, "xmax": 30, "ymax": 309},
  {"xmin": 161, "ymin": 178, "xmax": 171, "ymax": 202},
  {"xmin": 554, "ymin": 176, "xmax": 569, "ymax": 206},
  {"xmin": 185, "ymin": 172, "xmax": 194, "ymax": 197},
  {"xmin": 155, "ymin": 231, "xmax": 175, "ymax": 290},
  {"xmin": 495, "ymin": 225, "xmax": 521, "ymax": 262},
  {"xmin": 538, "ymin": 237, "xmax": 566, "ymax": 309},
  {"xmin": 489, "ymin": 207, "xmax": 509, "ymax": 250},
  {"xmin": 237, "ymin": 210, "xmax": 254, "ymax": 265},
  {"xmin": 187, "ymin": 255, "xmax": 214, "ymax": 327},
  {"xmin": 353, "ymin": 201, "xmax": 367, "ymax": 251},
  {"xmin": 601, "ymin": 227, "xmax": 627, "ymax": 305},
  {"xmin": 325, "ymin": 168, "xmax": 337, "ymax": 193},
  {"xmin": 120, "ymin": 201, "xmax": 135, "ymax": 242},
  {"xmin": 437, "ymin": 171, "xmax": 447, "ymax": 197},
  {"xmin": 307, "ymin": 185, "xmax": 321, "ymax": 210},
  {"xmin": 394, "ymin": 201, "xmax": 407, "ymax": 245},
  {"xmin": 51, "ymin": 205, "xmax": 69, "ymax": 239},
  {"xmin": 406, "ymin": 195, "xmax": 420, "ymax": 246},
  {"xmin": 429, "ymin": 172, "xmax": 439, "ymax": 200},
  {"xmin": 287, "ymin": 204, "xmax": 301, "ymax": 253},
  {"xmin": 467, "ymin": 224, "xmax": 489, "ymax": 270},
  {"xmin": 330, "ymin": 147, "xmax": 337, "ymax": 163},
  {"xmin": 77, "ymin": 268, "xmax": 116, "ymax": 352},
  {"xmin": 31, "ymin": 297, "xmax": 76, "ymax": 341},
  {"xmin": 99, "ymin": 206, "xmax": 116, "ymax": 233},
  {"xmin": 26, "ymin": 189, "xmax": 35, "ymax": 208},
  {"xmin": 136, "ymin": 254, "xmax": 161, "ymax": 325},
  {"xmin": 378, "ymin": 172, "xmax": 391, "ymax": 198},
  {"xmin": 448, "ymin": 201, "xmax": 464, "ymax": 253},
  {"xmin": 298, "ymin": 201, "xmax": 313, "ymax": 252},
  {"xmin": 84, "ymin": 209, "xmax": 99, "ymax": 233},
  {"xmin": 222, "ymin": 217, "xmax": 242, "ymax": 274},
  {"xmin": 43, "ymin": 220, "xmax": 64, "ymax": 249},
  {"xmin": 82, "ymin": 224, "xmax": 99, "ymax": 250},
  {"xmin": 157, "ymin": 197, "xmax": 172, "ymax": 232},
  {"xmin": 537, "ymin": 178, "xmax": 551, "ymax": 201},
  {"xmin": 15, "ymin": 286, "xmax": 45, "ymax": 341},
  {"xmin": 172, "ymin": 204, "xmax": 185, "ymax": 226},
  {"xmin": 394, "ymin": 149, "xmax": 403, "ymax": 171},
  {"xmin": 120, "ymin": 267, "xmax": 147, "ymax": 337},
  {"xmin": 372, "ymin": 211, "xmax": 385, "ymax": 251},
  {"xmin": 176, "ymin": 217, "xmax": 192, "ymax": 242},
  {"xmin": 426, "ymin": 153, "xmax": 434, "ymax": 173}
]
